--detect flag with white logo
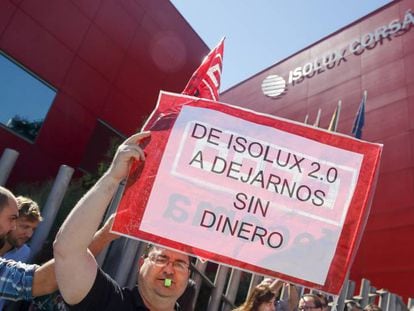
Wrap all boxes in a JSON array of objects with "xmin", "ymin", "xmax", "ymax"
[
  {"xmin": 182, "ymin": 38, "xmax": 225, "ymax": 101},
  {"xmin": 141, "ymin": 38, "xmax": 225, "ymax": 132}
]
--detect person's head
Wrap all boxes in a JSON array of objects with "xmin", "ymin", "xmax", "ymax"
[
  {"xmin": 0, "ymin": 187, "xmax": 19, "ymax": 242},
  {"xmin": 345, "ymin": 300, "xmax": 362, "ymax": 311},
  {"xmin": 315, "ymin": 293, "xmax": 329, "ymax": 311},
  {"xmin": 138, "ymin": 245, "xmax": 191, "ymax": 306},
  {"xmin": 363, "ymin": 303, "xmax": 382, "ymax": 311},
  {"xmin": 298, "ymin": 294, "xmax": 324, "ymax": 311},
  {"xmin": 236, "ymin": 284, "xmax": 276, "ymax": 311},
  {"xmin": 6, "ymin": 196, "xmax": 42, "ymax": 248}
]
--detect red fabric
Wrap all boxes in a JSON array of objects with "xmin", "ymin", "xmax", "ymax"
[
  {"xmin": 113, "ymin": 92, "xmax": 382, "ymax": 295},
  {"xmin": 182, "ymin": 38, "xmax": 224, "ymax": 101}
]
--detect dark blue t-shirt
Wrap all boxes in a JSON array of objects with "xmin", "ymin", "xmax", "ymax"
[{"xmin": 67, "ymin": 268, "xmax": 180, "ymax": 311}]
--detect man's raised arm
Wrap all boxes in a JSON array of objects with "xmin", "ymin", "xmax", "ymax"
[{"xmin": 53, "ymin": 132, "xmax": 150, "ymax": 305}]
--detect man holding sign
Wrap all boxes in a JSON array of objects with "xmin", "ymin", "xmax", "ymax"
[
  {"xmin": 111, "ymin": 91, "xmax": 382, "ymax": 295},
  {"xmin": 53, "ymin": 132, "xmax": 191, "ymax": 311}
]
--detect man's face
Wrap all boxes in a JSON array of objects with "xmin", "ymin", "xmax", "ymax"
[
  {"xmin": 138, "ymin": 246, "xmax": 190, "ymax": 302},
  {"xmin": 0, "ymin": 198, "xmax": 18, "ymax": 239},
  {"xmin": 298, "ymin": 297, "xmax": 322, "ymax": 311},
  {"xmin": 7, "ymin": 217, "xmax": 39, "ymax": 248}
]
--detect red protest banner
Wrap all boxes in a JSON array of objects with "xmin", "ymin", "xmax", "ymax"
[
  {"xmin": 182, "ymin": 38, "xmax": 224, "ymax": 101},
  {"xmin": 112, "ymin": 91, "xmax": 382, "ymax": 294}
]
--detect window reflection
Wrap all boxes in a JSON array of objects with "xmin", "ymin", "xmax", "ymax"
[{"xmin": 0, "ymin": 51, "xmax": 56, "ymax": 141}]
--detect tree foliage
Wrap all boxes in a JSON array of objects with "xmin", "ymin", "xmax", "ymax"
[{"xmin": 6, "ymin": 115, "xmax": 43, "ymax": 141}]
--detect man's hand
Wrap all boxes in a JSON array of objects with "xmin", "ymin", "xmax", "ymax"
[
  {"xmin": 259, "ymin": 278, "xmax": 284, "ymax": 294},
  {"xmin": 106, "ymin": 132, "xmax": 151, "ymax": 183}
]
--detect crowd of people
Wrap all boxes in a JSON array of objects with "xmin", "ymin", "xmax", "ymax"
[
  {"xmin": 232, "ymin": 281, "xmax": 384, "ymax": 311},
  {"xmin": 0, "ymin": 132, "xmax": 388, "ymax": 310}
]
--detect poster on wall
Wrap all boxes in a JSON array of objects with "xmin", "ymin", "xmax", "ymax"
[{"xmin": 112, "ymin": 91, "xmax": 382, "ymax": 294}]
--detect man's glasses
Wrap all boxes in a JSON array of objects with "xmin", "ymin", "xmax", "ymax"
[{"xmin": 148, "ymin": 254, "xmax": 190, "ymax": 273}]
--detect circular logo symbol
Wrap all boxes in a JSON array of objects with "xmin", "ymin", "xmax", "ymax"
[{"xmin": 261, "ymin": 75, "xmax": 286, "ymax": 98}]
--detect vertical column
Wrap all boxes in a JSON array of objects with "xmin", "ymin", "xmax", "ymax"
[
  {"xmin": 334, "ymin": 278, "xmax": 349, "ymax": 311},
  {"xmin": 356, "ymin": 278, "xmax": 370, "ymax": 307},
  {"xmin": 377, "ymin": 289, "xmax": 389, "ymax": 311},
  {"xmin": 111, "ymin": 239, "xmax": 141, "ymax": 286},
  {"xmin": 192, "ymin": 259, "xmax": 208, "ymax": 309},
  {"xmin": 386, "ymin": 293, "xmax": 396, "ymax": 311},
  {"xmin": 208, "ymin": 265, "xmax": 230, "ymax": 311},
  {"xmin": 222, "ymin": 269, "xmax": 242, "ymax": 311},
  {"xmin": 125, "ymin": 242, "xmax": 147, "ymax": 288},
  {"xmin": 347, "ymin": 280, "xmax": 356, "ymax": 300},
  {"xmin": 0, "ymin": 148, "xmax": 19, "ymax": 186},
  {"xmin": 247, "ymin": 274, "xmax": 262, "ymax": 298},
  {"xmin": 407, "ymin": 297, "xmax": 413, "ymax": 310},
  {"xmin": 29, "ymin": 165, "xmax": 74, "ymax": 259},
  {"xmin": 99, "ymin": 181, "xmax": 143, "ymax": 287}
]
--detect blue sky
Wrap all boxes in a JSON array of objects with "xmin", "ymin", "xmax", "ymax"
[
  {"xmin": 170, "ymin": 0, "xmax": 392, "ymax": 91},
  {"xmin": 0, "ymin": 53, "xmax": 56, "ymax": 124}
]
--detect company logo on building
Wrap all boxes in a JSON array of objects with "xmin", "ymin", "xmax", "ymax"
[
  {"xmin": 263, "ymin": 9, "xmax": 414, "ymax": 98},
  {"xmin": 261, "ymin": 75, "xmax": 286, "ymax": 98}
]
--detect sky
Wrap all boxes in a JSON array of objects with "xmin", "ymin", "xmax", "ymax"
[
  {"xmin": 1, "ymin": 53, "xmax": 55, "ymax": 124},
  {"xmin": 170, "ymin": 0, "xmax": 392, "ymax": 91}
]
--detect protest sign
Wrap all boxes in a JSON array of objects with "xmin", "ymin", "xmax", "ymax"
[{"xmin": 112, "ymin": 91, "xmax": 382, "ymax": 294}]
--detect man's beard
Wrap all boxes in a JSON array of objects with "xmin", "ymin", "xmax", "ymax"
[
  {"xmin": 6, "ymin": 235, "xmax": 22, "ymax": 248},
  {"xmin": 0, "ymin": 235, "xmax": 6, "ymax": 249}
]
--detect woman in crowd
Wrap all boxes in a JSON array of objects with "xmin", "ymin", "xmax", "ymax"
[{"xmin": 233, "ymin": 283, "xmax": 276, "ymax": 311}]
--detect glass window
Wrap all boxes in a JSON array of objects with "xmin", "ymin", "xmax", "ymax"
[
  {"xmin": 79, "ymin": 120, "xmax": 124, "ymax": 174},
  {"xmin": 0, "ymin": 51, "xmax": 56, "ymax": 142}
]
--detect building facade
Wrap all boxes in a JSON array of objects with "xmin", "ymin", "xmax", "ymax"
[
  {"xmin": 221, "ymin": 0, "xmax": 414, "ymax": 300},
  {"xmin": 0, "ymin": 0, "xmax": 208, "ymax": 184},
  {"xmin": 1, "ymin": 0, "xmax": 413, "ymax": 303}
]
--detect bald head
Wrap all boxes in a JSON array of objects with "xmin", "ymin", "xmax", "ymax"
[
  {"xmin": 0, "ymin": 187, "xmax": 19, "ymax": 241},
  {"xmin": 0, "ymin": 186, "xmax": 16, "ymax": 210}
]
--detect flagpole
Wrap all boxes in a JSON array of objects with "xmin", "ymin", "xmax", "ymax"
[
  {"xmin": 313, "ymin": 108, "xmax": 321, "ymax": 127},
  {"xmin": 304, "ymin": 114, "xmax": 309, "ymax": 125},
  {"xmin": 328, "ymin": 100, "xmax": 341, "ymax": 132},
  {"xmin": 351, "ymin": 90, "xmax": 367, "ymax": 139}
]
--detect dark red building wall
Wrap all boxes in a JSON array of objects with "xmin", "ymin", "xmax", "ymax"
[
  {"xmin": 0, "ymin": 0, "xmax": 208, "ymax": 184},
  {"xmin": 221, "ymin": 0, "xmax": 414, "ymax": 300}
]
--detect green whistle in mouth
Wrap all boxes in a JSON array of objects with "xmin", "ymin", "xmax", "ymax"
[{"xmin": 164, "ymin": 278, "xmax": 172, "ymax": 287}]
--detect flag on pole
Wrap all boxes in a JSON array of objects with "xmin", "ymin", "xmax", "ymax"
[
  {"xmin": 182, "ymin": 38, "xmax": 225, "ymax": 101},
  {"xmin": 328, "ymin": 100, "xmax": 342, "ymax": 132},
  {"xmin": 304, "ymin": 114, "xmax": 309, "ymax": 125},
  {"xmin": 143, "ymin": 38, "xmax": 225, "ymax": 132},
  {"xmin": 352, "ymin": 91, "xmax": 366, "ymax": 139}
]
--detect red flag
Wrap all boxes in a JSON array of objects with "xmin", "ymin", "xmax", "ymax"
[{"xmin": 182, "ymin": 38, "xmax": 225, "ymax": 101}]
